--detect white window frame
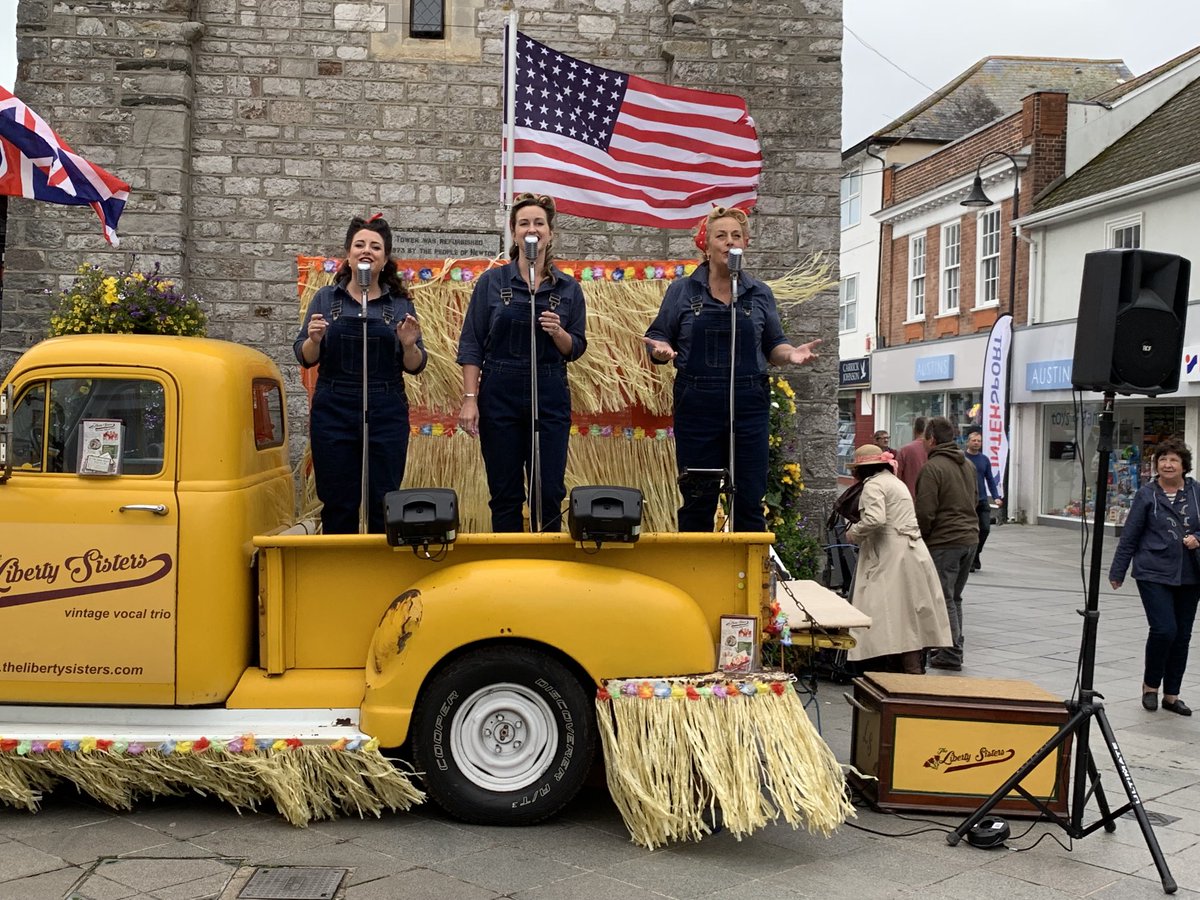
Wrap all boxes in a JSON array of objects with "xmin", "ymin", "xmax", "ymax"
[
  {"xmin": 840, "ymin": 172, "xmax": 862, "ymax": 230},
  {"xmin": 1106, "ymin": 212, "xmax": 1143, "ymax": 249},
  {"xmin": 939, "ymin": 221, "xmax": 961, "ymax": 315},
  {"xmin": 907, "ymin": 234, "xmax": 926, "ymax": 321},
  {"xmin": 975, "ymin": 207, "xmax": 1001, "ymax": 308},
  {"xmin": 839, "ymin": 274, "xmax": 858, "ymax": 333}
]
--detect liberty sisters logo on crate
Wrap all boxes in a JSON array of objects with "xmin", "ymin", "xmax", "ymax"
[{"xmin": 923, "ymin": 744, "xmax": 1017, "ymax": 774}]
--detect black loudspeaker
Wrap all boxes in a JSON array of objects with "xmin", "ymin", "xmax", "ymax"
[
  {"xmin": 1071, "ymin": 249, "xmax": 1191, "ymax": 396},
  {"xmin": 384, "ymin": 489, "xmax": 458, "ymax": 547},
  {"xmin": 568, "ymin": 486, "xmax": 643, "ymax": 544}
]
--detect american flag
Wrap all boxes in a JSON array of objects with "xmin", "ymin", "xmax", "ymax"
[
  {"xmin": 505, "ymin": 32, "xmax": 762, "ymax": 229},
  {"xmin": 0, "ymin": 86, "xmax": 130, "ymax": 246}
]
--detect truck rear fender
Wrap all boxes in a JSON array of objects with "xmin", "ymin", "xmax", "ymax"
[{"xmin": 359, "ymin": 558, "xmax": 716, "ymax": 747}]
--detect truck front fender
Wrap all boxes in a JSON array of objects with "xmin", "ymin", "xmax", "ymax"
[{"xmin": 360, "ymin": 557, "xmax": 716, "ymax": 746}]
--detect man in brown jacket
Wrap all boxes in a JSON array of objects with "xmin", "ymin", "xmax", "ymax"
[{"xmin": 915, "ymin": 416, "xmax": 979, "ymax": 671}]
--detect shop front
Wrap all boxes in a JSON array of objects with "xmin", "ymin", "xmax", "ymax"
[
  {"xmin": 870, "ymin": 334, "xmax": 990, "ymax": 452},
  {"xmin": 1010, "ymin": 319, "xmax": 1200, "ymax": 528}
]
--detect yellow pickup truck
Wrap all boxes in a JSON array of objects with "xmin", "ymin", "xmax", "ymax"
[{"xmin": 0, "ymin": 334, "xmax": 826, "ymax": 835}]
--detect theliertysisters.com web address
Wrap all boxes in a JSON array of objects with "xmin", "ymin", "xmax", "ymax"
[{"xmin": 1, "ymin": 661, "xmax": 144, "ymax": 677}]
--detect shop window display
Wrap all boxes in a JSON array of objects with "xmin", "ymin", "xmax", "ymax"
[
  {"xmin": 1041, "ymin": 402, "xmax": 1185, "ymax": 524},
  {"xmin": 888, "ymin": 391, "xmax": 982, "ymax": 448},
  {"xmin": 837, "ymin": 397, "xmax": 855, "ymax": 476}
]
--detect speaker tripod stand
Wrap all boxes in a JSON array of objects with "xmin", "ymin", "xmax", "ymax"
[{"xmin": 946, "ymin": 392, "xmax": 1177, "ymax": 895}]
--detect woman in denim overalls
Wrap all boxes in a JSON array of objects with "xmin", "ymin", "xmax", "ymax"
[
  {"xmin": 644, "ymin": 207, "xmax": 821, "ymax": 532},
  {"xmin": 456, "ymin": 194, "xmax": 587, "ymax": 532},
  {"xmin": 295, "ymin": 215, "xmax": 428, "ymax": 534}
]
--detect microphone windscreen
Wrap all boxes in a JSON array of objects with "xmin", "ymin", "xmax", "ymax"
[
  {"xmin": 727, "ymin": 247, "xmax": 743, "ymax": 274},
  {"xmin": 356, "ymin": 262, "xmax": 371, "ymax": 288},
  {"xmin": 523, "ymin": 235, "xmax": 539, "ymax": 260}
]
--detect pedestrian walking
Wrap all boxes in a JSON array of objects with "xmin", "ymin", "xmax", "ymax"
[
  {"xmin": 964, "ymin": 426, "xmax": 1003, "ymax": 571},
  {"xmin": 1109, "ymin": 438, "xmax": 1200, "ymax": 716},
  {"xmin": 845, "ymin": 444, "xmax": 952, "ymax": 674},
  {"xmin": 895, "ymin": 417, "xmax": 929, "ymax": 500},
  {"xmin": 915, "ymin": 416, "xmax": 979, "ymax": 671}
]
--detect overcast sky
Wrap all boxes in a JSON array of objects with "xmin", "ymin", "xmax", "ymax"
[{"xmin": 1, "ymin": 0, "xmax": 1198, "ymax": 148}]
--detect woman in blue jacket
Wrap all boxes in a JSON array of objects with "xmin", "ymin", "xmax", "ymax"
[{"xmin": 1109, "ymin": 438, "xmax": 1200, "ymax": 716}]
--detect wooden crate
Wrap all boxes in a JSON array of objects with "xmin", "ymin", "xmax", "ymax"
[{"xmin": 848, "ymin": 673, "xmax": 1072, "ymax": 817}]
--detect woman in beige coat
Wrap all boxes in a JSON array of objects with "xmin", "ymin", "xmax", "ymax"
[{"xmin": 846, "ymin": 444, "xmax": 952, "ymax": 674}]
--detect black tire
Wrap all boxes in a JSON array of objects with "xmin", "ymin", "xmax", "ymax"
[{"xmin": 411, "ymin": 645, "xmax": 596, "ymax": 825}]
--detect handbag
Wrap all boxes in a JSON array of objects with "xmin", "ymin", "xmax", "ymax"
[{"xmin": 831, "ymin": 479, "xmax": 865, "ymax": 526}]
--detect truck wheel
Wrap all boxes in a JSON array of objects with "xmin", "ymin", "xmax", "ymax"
[{"xmin": 412, "ymin": 646, "xmax": 595, "ymax": 826}]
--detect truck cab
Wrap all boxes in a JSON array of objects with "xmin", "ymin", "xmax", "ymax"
[{"xmin": 0, "ymin": 335, "xmax": 294, "ymax": 707}]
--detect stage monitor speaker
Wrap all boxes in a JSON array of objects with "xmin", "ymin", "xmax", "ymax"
[
  {"xmin": 1071, "ymin": 249, "xmax": 1190, "ymax": 396},
  {"xmin": 384, "ymin": 488, "xmax": 458, "ymax": 548},
  {"xmin": 568, "ymin": 485, "xmax": 643, "ymax": 544}
]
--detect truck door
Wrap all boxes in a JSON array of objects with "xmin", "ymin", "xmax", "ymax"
[{"xmin": 0, "ymin": 368, "xmax": 180, "ymax": 705}]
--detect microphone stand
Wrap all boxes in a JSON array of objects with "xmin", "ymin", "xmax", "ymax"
[
  {"xmin": 357, "ymin": 267, "xmax": 371, "ymax": 535},
  {"xmin": 725, "ymin": 253, "xmax": 741, "ymax": 533},
  {"xmin": 526, "ymin": 248, "xmax": 542, "ymax": 533}
]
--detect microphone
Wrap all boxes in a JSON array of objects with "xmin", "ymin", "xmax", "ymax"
[
  {"xmin": 356, "ymin": 262, "xmax": 371, "ymax": 290},
  {"xmin": 727, "ymin": 247, "xmax": 743, "ymax": 275},
  {"xmin": 523, "ymin": 235, "xmax": 539, "ymax": 262}
]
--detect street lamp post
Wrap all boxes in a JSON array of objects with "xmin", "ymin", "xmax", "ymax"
[{"xmin": 962, "ymin": 151, "xmax": 1021, "ymax": 524}]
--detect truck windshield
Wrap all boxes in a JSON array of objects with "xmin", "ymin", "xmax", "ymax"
[{"xmin": 11, "ymin": 378, "xmax": 166, "ymax": 476}]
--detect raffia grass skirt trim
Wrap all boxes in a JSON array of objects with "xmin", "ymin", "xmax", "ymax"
[
  {"xmin": 0, "ymin": 746, "xmax": 424, "ymax": 827},
  {"xmin": 596, "ymin": 676, "xmax": 854, "ymax": 849}
]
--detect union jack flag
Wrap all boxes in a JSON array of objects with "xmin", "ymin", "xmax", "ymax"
[
  {"xmin": 504, "ymin": 31, "xmax": 762, "ymax": 229},
  {"xmin": 0, "ymin": 86, "xmax": 130, "ymax": 246}
]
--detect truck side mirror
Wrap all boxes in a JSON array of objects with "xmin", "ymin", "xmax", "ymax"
[{"xmin": 0, "ymin": 384, "xmax": 11, "ymax": 483}]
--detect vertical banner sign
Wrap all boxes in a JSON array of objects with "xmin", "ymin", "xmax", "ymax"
[{"xmin": 981, "ymin": 314, "xmax": 1013, "ymax": 495}]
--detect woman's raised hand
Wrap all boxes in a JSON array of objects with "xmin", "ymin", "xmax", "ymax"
[
  {"xmin": 643, "ymin": 337, "xmax": 677, "ymax": 362},
  {"xmin": 396, "ymin": 314, "xmax": 421, "ymax": 347}
]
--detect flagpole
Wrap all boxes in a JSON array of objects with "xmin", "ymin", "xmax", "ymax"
[{"xmin": 502, "ymin": 11, "xmax": 518, "ymax": 251}]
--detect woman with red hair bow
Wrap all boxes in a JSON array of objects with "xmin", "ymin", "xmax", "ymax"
[
  {"xmin": 295, "ymin": 214, "xmax": 427, "ymax": 534},
  {"xmin": 643, "ymin": 207, "xmax": 821, "ymax": 531}
]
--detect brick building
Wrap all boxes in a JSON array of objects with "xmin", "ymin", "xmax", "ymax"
[
  {"xmin": 872, "ymin": 89, "xmax": 1075, "ymax": 447},
  {"xmin": 836, "ymin": 56, "xmax": 1131, "ymax": 477},
  {"xmin": 1, "ymin": 0, "xmax": 844, "ymax": 514}
]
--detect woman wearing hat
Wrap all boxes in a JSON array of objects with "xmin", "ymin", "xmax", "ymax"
[
  {"xmin": 643, "ymin": 207, "xmax": 822, "ymax": 531},
  {"xmin": 456, "ymin": 193, "xmax": 587, "ymax": 532},
  {"xmin": 295, "ymin": 214, "xmax": 427, "ymax": 534},
  {"xmin": 846, "ymin": 443, "xmax": 952, "ymax": 674}
]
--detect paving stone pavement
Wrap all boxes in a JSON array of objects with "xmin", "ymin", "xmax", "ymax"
[{"xmin": 2, "ymin": 524, "xmax": 1199, "ymax": 899}]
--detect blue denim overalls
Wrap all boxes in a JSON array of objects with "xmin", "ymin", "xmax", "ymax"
[
  {"xmin": 310, "ymin": 294, "xmax": 411, "ymax": 534},
  {"xmin": 673, "ymin": 291, "xmax": 770, "ymax": 532},
  {"xmin": 478, "ymin": 282, "xmax": 571, "ymax": 532}
]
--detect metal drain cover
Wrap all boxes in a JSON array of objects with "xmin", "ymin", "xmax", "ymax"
[
  {"xmin": 1122, "ymin": 809, "xmax": 1181, "ymax": 827},
  {"xmin": 239, "ymin": 867, "xmax": 347, "ymax": 899}
]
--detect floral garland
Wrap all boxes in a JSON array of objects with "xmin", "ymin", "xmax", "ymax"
[
  {"xmin": 597, "ymin": 672, "xmax": 797, "ymax": 702},
  {"xmin": 317, "ymin": 255, "xmax": 697, "ymax": 285},
  {"xmin": 0, "ymin": 734, "xmax": 379, "ymax": 755}
]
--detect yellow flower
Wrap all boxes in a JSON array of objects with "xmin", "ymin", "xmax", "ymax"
[{"xmin": 102, "ymin": 276, "xmax": 119, "ymax": 305}]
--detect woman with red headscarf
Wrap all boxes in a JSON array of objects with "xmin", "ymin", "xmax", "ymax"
[{"xmin": 644, "ymin": 207, "xmax": 821, "ymax": 531}]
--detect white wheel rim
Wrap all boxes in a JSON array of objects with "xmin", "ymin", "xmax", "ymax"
[{"xmin": 450, "ymin": 682, "xmax": 559, "ymax": 792}]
